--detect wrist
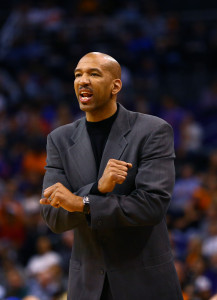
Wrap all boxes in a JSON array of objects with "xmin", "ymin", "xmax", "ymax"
[
  {"xmin": 82, "ymin": 196, "xmax": 90, "ymax": 214},
  {"xmin": 98, "ymin": 179, "xmax": 106, "ymax": 193},
  {"xmin": 98, "ymin": 180, "xmax": 114, "ymax": 193},
  {"xmin": 74, "ymin": 195, "xmax": 85, "ymax": 212}
]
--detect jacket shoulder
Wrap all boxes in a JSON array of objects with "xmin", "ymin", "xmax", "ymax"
[
  {"xmin": 49, "ymin": 117, "xmax": 84, "ymax": 140},
  {"xmin": 128, "ymin": 110, "xmax": 172, "ymax": 132}
]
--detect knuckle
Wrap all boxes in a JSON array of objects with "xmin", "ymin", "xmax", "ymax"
[
  {"xmin": 108, "ymin": 159, "xmax": 116, "ymax": 166},
  {"xmin": 108, "ymin": 160, "xmax": 113, "ymax": 167},
  {"xmin": 110, "ymin": 173, "xmax": 116, "ymax": 180},
  {"xmin": 55, "ymin": 191, "xmax": 60, "ymax": 198},
  {"xmin": 120, "ymin": 174, "xmax": 126, "ymax": 179}
]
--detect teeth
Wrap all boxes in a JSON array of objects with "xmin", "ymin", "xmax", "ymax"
[{"xmin": 80, "ymin": 91, "xmax": 92, "ymax": 97}]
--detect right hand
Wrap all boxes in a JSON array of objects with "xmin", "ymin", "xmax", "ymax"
[{"xmin": 98, "ymin": 159, "xmax": 132, "ymax": 193}]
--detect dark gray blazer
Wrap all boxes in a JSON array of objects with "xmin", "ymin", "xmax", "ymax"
[{"xmin": 41, "ymin": 104, "xmax": 183, "ymax": 300}]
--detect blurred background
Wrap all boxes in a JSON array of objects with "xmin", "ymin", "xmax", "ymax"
[{"xmin": 0, "ymin": 0, "xmax": 217, "ymax": 299}]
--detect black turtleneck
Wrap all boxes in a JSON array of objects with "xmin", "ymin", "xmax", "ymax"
[
  {"xmin": 86, "ymin": 106, "xmax": 119, "ymax": 172},
  {"xmin": 86, "ymin": 107, "xmax": 119, "ymax": 298}
]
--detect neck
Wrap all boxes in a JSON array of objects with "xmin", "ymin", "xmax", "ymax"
[{"xmin": 86, "ymin": 102, "xmax": 117, "ymax": 122}]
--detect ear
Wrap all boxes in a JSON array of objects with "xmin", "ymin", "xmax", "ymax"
[{"xmin": 111, "ymin": 79, "xmax": 122, "ymax": 95}]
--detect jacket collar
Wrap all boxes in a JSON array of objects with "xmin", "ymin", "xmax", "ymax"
[
  {"xmin": 69, "ymin": 103, "xmax": 131, "ymax": 185},
  {"xmin": 97, "ymin": 103, "xmax": 131, "ymax": 178}
]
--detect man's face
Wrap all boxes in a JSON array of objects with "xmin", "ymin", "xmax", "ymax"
[{"xmin": 74, "ymin": 54, "xmax": 115, "ymax": 116}]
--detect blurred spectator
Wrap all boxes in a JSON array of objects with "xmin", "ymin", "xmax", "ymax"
[
  {"xmin": 58, "ymin": 231, "xmax": 74, "ymax": 276},
  {"xmin": 205, "ymin": 253, "xmax": 217, "ymax": 294},
  {"xmin": 208, "ymin": 150, "xmax": 217, "ymax": 176},
  {"xmin": 170, "ymin": 164, "xmax": 200, "ymax": 217},
  {"xmin": 4, "ymin": 267, "xmax": 28, "ymax": 299},
  {"xmin": 24, "ymin": 236, "xmax": 64, "ymax": 299},
  {"xmin": 202, "ymin": 221, "xmax": 217, "ymax": 258},
  {"xmin": 77, "ymin": 0, "xmax": 100, "ymax": 16},
  {"xmin": 194, "ymin": 275, "xmax": 212, "ymax": 300},
  {"xmin": 26, "ymin": 236, "xmax": 61, "ymax": 277},
  {"xmin": 186, "ymin": 238, "xmax": 203, "ymax": 271},
  {"xmin": 200, "ymin": 79, "xmax": 217, "ymax": 111},
  {"xmin": 183, "ymin": 21, "xmax": 208, "ymax": 69},
  {"xmin": 28, "ymin": 264, "xmax": 65, "ymax": 300},
  {"xmin": 179, "ymin": 114, "xmax": 203, "ymax": 154},
  {"xmin": 0, "ymin": 185, "xmax": 26, "ymax": 249},
  {"xmin": 140, "ymin": 1, "xmax": 166, "ymax": 40},
  {"xmin": 158, "ymin": 94, "xmax": 188, "ymax": 150}
]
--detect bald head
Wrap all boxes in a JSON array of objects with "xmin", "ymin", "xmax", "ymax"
[
  {"xmin": 74, "ymin": 51, "xmax": 122, "ymax": 121},
  {"xmin": 79, "ymin": 52, "xmax": 121, "ymax": 79}
]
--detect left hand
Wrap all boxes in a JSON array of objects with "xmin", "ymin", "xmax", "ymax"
[
  {"xmin": 98, "ymin": 159, "xmax": 132, "ymax": 193},
  {"xmin": 40, "ymin": 182, "xmax": 84, "ymax": 212}
]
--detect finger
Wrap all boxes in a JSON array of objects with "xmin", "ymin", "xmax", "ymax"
[
  {"xmin": 49, "ymin": 192, "xmax": 62, "ymax": 207},
  {"xmin": 109, "ymin": 167, "xmax": 128, "ymax": 177},
  {"xmin": 109, "ymin": 159, "xmax": 128, "ymax": 165},
  {"xmin": 116, "ymin": 170, "xmax": 128, "ymax": 177},
  {"xmin": 47, "ymin": 189, "xmax": 57, "ymax": 201},
  {"xmin": 52, "ymin": 202, "xmax": 60, "ymax": 208},
  {"xmin": 109, "ymin": 165, "xmax": 128, "ymax": 172},
  {"xmin": 44, "ymin": 186, "xmax": 57, "ymax": 198},
  {"xmin": 44, "ymin": 184, "xmax": 56, "ymax": 192},
  {"xmin": 44, "ymin": 182, "xmax": 61, "ymax": 193},
  {"xmin": 40, "ymin": 196, "xmax": 60, "ymax": 208},
  {"xmin": 111, "ymin": 172, "xmax": 127, "ymax": 183},
  {"xmin": 115, "ymin": 175, "xmax": 127, "ymax": 184},
  {"xmin": 40, "ymin": 198, "xmax": 51, "ymax": 205},
  {"xmin": 109, "ymin": 159, "xmax": 132, "ymax": 169},
  {"xmin": 113, "ymin": 165, "xmax": 129, "ymax": 172}
]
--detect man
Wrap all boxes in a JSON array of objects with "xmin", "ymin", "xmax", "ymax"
[{"xmin": 40, "ymin": 52, "xmax": 183, "ymax": 300}]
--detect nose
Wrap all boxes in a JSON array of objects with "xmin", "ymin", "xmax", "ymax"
[{"xmin": 78, "ymin": 73, "xmax": 90, "ymax": 85}]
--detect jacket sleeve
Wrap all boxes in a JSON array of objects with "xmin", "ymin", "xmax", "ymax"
[
  {"xmin": 41, "ymin": 134, "xmax": 95, "ymax": 233},
  {"xmin": 89, "ymin": 123, "xmax": 175, "ymax": 230}
]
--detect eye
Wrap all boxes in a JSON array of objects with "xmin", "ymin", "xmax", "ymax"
[
  {"xmin": 91, "ymin": 73, "xmax": 99, "ymax": 77},
  {"xmin": 75, "ymin": 73, "xmax": 81, "ymax": 78}
]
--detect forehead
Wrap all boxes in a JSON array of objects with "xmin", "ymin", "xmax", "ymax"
[{"xmin": 75, "ymin": 55, "xmax": 109, "ymax": 72}]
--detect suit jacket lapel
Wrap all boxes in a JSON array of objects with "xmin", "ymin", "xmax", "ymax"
[
  {"xmin": 98, "ymin": 104, "xmax": 131, "ymax": 179},
  {"xmin": 67, "ymin": 104, "xmax": 132, "ymax": 188},
  {"xmin": 67, "ymin": 118, "xmax": 97, "ymax": 187}
]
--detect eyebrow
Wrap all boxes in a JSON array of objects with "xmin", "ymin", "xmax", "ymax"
[{"xmin": 74, "ymin": 68, "xmax": 103, "ymax": 74}]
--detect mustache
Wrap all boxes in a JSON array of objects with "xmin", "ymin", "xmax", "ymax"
[{"xmin": 79, "ymin": 87, "xmax": 93, "ymax": 93}]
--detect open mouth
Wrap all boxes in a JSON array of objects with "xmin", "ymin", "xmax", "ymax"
[{"xmin": 79, "ymin": 90, "xmax": 93, "ymax": 103}]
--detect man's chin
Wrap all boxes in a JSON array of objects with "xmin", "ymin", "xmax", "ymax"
[{"xmin": 79, "ymin": 102, "xmax": 93, "ymax": 112}]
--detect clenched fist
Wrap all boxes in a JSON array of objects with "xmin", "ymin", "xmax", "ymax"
[{"xmin": 98, "ymin": 159, "xmax": 132, "ymax": 193}]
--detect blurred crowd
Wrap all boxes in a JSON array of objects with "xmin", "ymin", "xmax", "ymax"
[{"xmin": 0, "ymin": 0, "xmax": 217, "ymax": 299}]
